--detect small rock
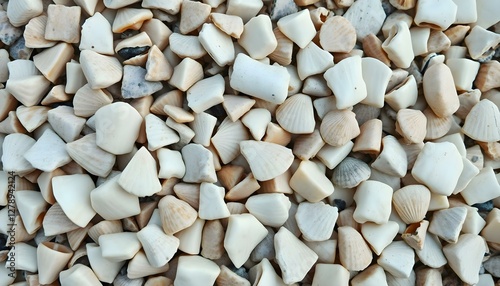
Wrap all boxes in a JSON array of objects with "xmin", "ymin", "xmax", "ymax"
[
  {"xmin": 0, "ymin": 10, "xmax": 22, "ymax": 45},
  {"xmin": 270, "ymin": 0, "xmax": 299, "ymax": 21},
  {"xmin": 117, "ymin": 46, "xmax": 150, "ymax": 60},
  {"xmin": 121, "ymin": 65, "xmax": 163, "ymax": 99},
  {"xmin": 343, "ymin": 0, "xmax": 386, "ymax": 41},
  {"xmin": 472, "ymin": 200, "xmax": 494, "ymax": 212},
  {"xmin": 484, "ymin": 256, "xmax": 500, "ymax": 278},
  {"xmin": 9, "ymin": 37, "xmax": 33, "ymax": 60}
]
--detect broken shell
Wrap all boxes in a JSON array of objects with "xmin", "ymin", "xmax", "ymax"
[
  {"xmin": 338, "ymin": 226, "xmax": 372, "ymax": 271},
  {"xmin": 371, "ymin": 135, "xmax": 407, "ymax": 177},
  {"xmin": 319, "ymin": 16, "xmax": 356, "ymax": 53},
  {"xmin": 377, "ymin": 240, "xmax": 415, "ymax": 278},
  {"xmin": 7, "ymin": 0, "xmax": 44, "ymax": 27},
  {"xmin": 91, "ymin": 175, "xmax": 141, "ymax": 220},
  {"xmin": 465, "ymin": 26, "xmax": 500, "ymax": 60},
  {"xmin": 240, "ymin": 140, "xmax": 294, "ymax": 181},
  {"xmin": 80, "ymin": 12, "xmax": 114, "ymax": 55},
  {"xmin": 99, "ymin": 232, "xmax": 142, "ymax": 262},
  {"xmin": 80, "ymin": 50, "xmax": 123, "ymax": 89},
  {"xmin": 216, "ymin": 265, "xmax": 251, "ymax": 286},
  {"xmin": 42, "ymin": 202, "xmax": 79, "ymax": 237},
  {"xmin": 269, "ymin": 28, "xmax": 293, "ymax": 66},
  {"xmin": 332, "ymin": 157, "xmax": 371, "ymax": 188},
  {"xmin": 182, "ymin": 143, "xmax": 217, "ymax": 183},
  {"xmin": 158, "ymin": 195, "xmax": 197, "ymax": 235},
  {"xmin": 320, "ymin": 110, "xmax": 360, "ymax": 147},
  {"xmin": 296, "ymin": 201, "xmax": 338, "ymax": 241},
  {"xmin": 277, "ymin": 9, "xmax": 316, "ymax": 49},
  {"xmin": 343, "ymin": 0, "xmax": 386, "ymax": 41},
  {"xmin": 15, "ymin": 190, "xmax": 47, "ymax": 235},
  {"xmin": 33, "ymin": 42, "xmax": 74, "ymax": 83},
  {"xmin": 241, "ymin": 108, "xmax": 271, "ymax": 141},
  {"xmin": 224, "ymin": 214, "xmax": 268, "ymax": 268},
  {"xmin": 199, "ymin": 23, "xmax": 235, "ymax": 67},
  {"xmin": 312, "ymin": 264, "xmax": 350, "ymax": 286},
  {"xmin": 137, "ymin": 224, "xmax": 179, "ymax": 267},
  {"xmin": 423, "ymin": 63, "xmax": 459, "ymax": 118},
  {"xmin": 59, "ymin": 264, "xmax": 101, "ymax": 286},
  {"xmin": 414, "ymin": 0, "xmax": 458, "ymax": 30},
  {"xmin": 24, "ymin": 15, "xmax": 56, "ymax": 49},
  {"xmin": 246, "ymin": 193, "xmax": 291, "ymax": 227},
  {"xmin": 427, "ymin": 30, "xmax": 451, "ymax": 54},
  {"xmin": 66, "ymin": 133, "xmax": 116, "ymax": 177},
  {"xmin": 462, "ymin": 99, "xmax": 500, "ymax": 142},
  {"xmin": 353, "ymin": 119, "xmax": 382, "ymax": 154},
  {"xmin": 446, "ymin": 58, "xmax": 480, "ymax": 91},
  {"xmin": 297, "ymin": 41, "xmax": 334, "ymax": 81},
  {"xmin": 362, "ymin": 33, "xmax": 391, "ymax": 67},
  {"xmin": 211, "ymin": 118, "xmax": 249, "ymax": 164},
  {"xmin": 393, "ymin": 185, "xmax": 431, "ymax": 224},
  {"xmin": 410, "ymin": 27, "xmax": 430, "ymax": 56},
  {"xmin": 395, "ymin": 109, "xmax": 427, "ymax": 144},
  {"xmin": 73, "ymin": 84, "xmax": 113, "ymax": 118},
  {"xmin": 428, "ymin": 206, "xmax": 467, "ymax": 243},
  {"xmin": 443, "ymin": 234, "xmax": 485, "ymax": 285},
  {"xmin": 198, "ymin": 182, "xmax": 230, "ymax": 220},
  {"xmin": 389, "ymin": 0, "xmax": 416, "ymax": 10},
  {"xmin": 460, "ymin": 166, "xmax": 500, "ymax": 205},
  {"xmin": 361, "ymin": 57, "xmax": 392, "ymax": 108},
  {"xmin": 382, "ymin": 21, "xmax": 414, "ymax": 69},
  {"xmin": 238, "ymin": 15, "xmax": 277, "ymax": 59},
  {"xmin": 230, "ymin": 53, "xmax": 290, "ymax": 104},
  {"xmin": 227, "ymin": 172, "xmax": 261, "ymax": 200},
  {"xmin": 423, "ymin": 107, "xmax": 453, "ymax": 140},
  {"xmin": 112, "ymin": 8, "xmax": 153, "ymax": 33},
  {"xmin": 324, "ymin": 56, "xmax": 367, "ymax": 109},
  {"xmin": 24, "ymin": 128, "xmax": 70, "ymax": 172},
  {"xmin": 175, "ymin": 255, "xmax": 220, "ymax": 286},
  {"xmin": 353, "ymin": 180, "xmax": 393, "ymax": 224},
  {"xmin": 290, "ymin": 159, "xmax": 335, "ymax": 202},
  {"xmin": 210, "ymin": 13, "xmax": 244, "ymax": 39},
  {"xmin": 37, "ymin": 242, "xmax": 73, "ymax": 284},
  {"xmin": 15, "ymin": 105, "xmax": 47, "ymax": 135},
  {"xmin": 6, "ymin": 60, "xmax": 51, "ymax": 107},
  {"xmin": 361, "ymin": 221, "xmax": 399, "ymax": 255},
  {"xmin": 475, "ymin": 60, "xmax": 500, "ymax": 92},
  {"xmin": 169, "ymin": 33, "xmax": 206, "ymax": 60},
  {"xmin": 384, "ymin": 75, "xmax": 418, "ymax": 111},
  {"xmin": 276, "ymin": 93, "xmax": 315, "ymax": 134},
  {"xmin": 274, "ymin": 226, "xmax": 318, "ymax": 284}
]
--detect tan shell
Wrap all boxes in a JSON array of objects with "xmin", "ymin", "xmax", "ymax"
[
  {"xmin": 444, "ymin": 25, "xmax": 470, "ymax": 45},
  {"xmin": 395, "ymin": 109, "xmax": 427, "ymax": 144},
  {"xmin": 320, "ymin": 110, "xmax": 360, "ymax": 147},
  {"xmin": 362, "ymin": 33, "xmax": 391, "ymax": 66},
  {"xmin": 269, "ymin": 28, "xmax": 294, "ymax": 66},
  {"xmin": 276, "ymin": 93, "xmax": 315, "ymax": 134},
  {"xmin": 211, "ymin": 117, "xmax": 250, "ymax": 164},
  {"xmin": 475, "ymin": 61, "xmax": 500, "ymax": 93},
  {"xmin": 423, "ymin": 107, "xmax": 453, "ymax": 140},
  {"xmin": 158, "ymin": 195, "xmax": 197, "ymax": 235},
  {"xmin": 320, "ymin": 16, "xmax": 356, "ymax": 53},
  {"xmin": 337, "ymin": 226, "xmax": 372, "ymax": 271},
  {"xmin": 392, "ymin": 185, "xmax": 431, "ymax": 224}
]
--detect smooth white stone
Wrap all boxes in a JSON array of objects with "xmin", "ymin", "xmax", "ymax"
[
  {"xmin": 79, "ymin": 12, "xmax": 114, "ymax": 55},
  {"xmin": 312, "ymin": 264, "xmax": 350, "ymax": 286},
  {"xmin": 199, "ymin": 182, "xmax": 230, "ymax": 220},
  {"xmin": 377, "ymin": 241, "xmax": 415, "ymax": 278},
  {"xmin": 461, "ymin": 166, "xmax": 500, "ymax": 205},
  {"xmin": 175, "ymin": 255, "xmax": 220, "ymax": 286},
  {"xmin": 324, "ymin": 56, "xmax": 367, "ymax": 109},
  {"xmin": 290, "ymin": 160, "xmax": 335, "ymax": 202},
  {"xmin": 198, "ymin": 23, "xmax": 235, "ymax": 67},
  {"xmin": 157, "ymin": 148, "xmax": 185, "ymax": 179},
  {"xmin": 361, "ymin": 221, "xmax": 399, "ymax": 255},
  {"xmin": 182, "ymin": 144, "xmax": 217, "ymax": 183},
  {"xmin": 353, "ymin": 180, "xmax": 393, "ymax": 224},
  {"xmin": 371, "ymin": 135, "xmax": 407, "ymax": 177},
  {"xmin": 187, "ymin": 74, "xmax": 225, "ymax": 113},
  {"xmin": 24, "ymin": 129, "xmax": 70, "ymax": 172},
  {"xmin": 99, "ymin": 232, "xmax": 141, "ymax": 262},
  {"xmin": 226, "ymin": 0, "xmax": 263, "ymax": 22},
  {"xmin": 90, "ymin": 175, "xmax": 141, "ymax": 220},
  {"xmin": 414, "ymin": 0, "xmax": 458, "ymax": 30},
  {"xmin": 277, "ymin": 9, "xmax": 316, "ymax": 49},
  {"xmin": 246, "ymin": 193, "xmax": 291, "ymax": 228},
  {"xmin": 361, "ymin": 57, "xmax": 392, "ymax": 108},
  {"xmin": 238, "ymin": 15, "xmax": 277, "ymax": 59},
  {"xmin": 175, "ymin": 218, "xmax": 205, "ymax": 254}
]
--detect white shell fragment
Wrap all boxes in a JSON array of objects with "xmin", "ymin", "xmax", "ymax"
[
  {"xmin": 91, "ymin": 175, "xmax": 141, "ymax": 220},
  {"xmin": 24, "ymin": 129, "xmax": 70, "ymax": 172},
  {"xmin": 198, "ymin": 23, "xmax": 235, "ymax": 67},
  {"xmin": 240, "ymin": 140, "xmax": 294, "ymax": 181},
  {"xmin": 199, "ymin": 182, "xmax": 231, "ymax": 220},
  {"xmin": 246, "ymin": 193, "xmax": 291, "ymax": 227},
  {"xmin": 324, "ymin": 56, "xmax": 367, "ymax": 109},
  {"xmin": 443, "ymin": 234, "xmax": 486, "ymax": 285},
  {"xmin": 80, "ymin": 50, "xmax": 123, "ymax": 89},
  {"xmin": 428, "ymin": 207, "xmax": 467, "ymax": 243},
  {"xmin": 80, "ymin": 12, "xmax": 114, "ymax": 55},
  {"xmin": 296, "ymin": 201, "xmax": 338, "ymax": 241},
  {"xmin": 290, "ymin": 160, "xmax": 335, "ymax": 202},
  {"xmin": 353, "ymin": 180, "xmax": 393, "ymax": 224},
  {"xmin": 377, "ymin": 241, "xmax": 415, "ymax": 278},
  {"xmin": 118, "ymin": 146, "xmax": 161, "ymax": 197},
  {"xmin": 277, "ymin": 9, "xmax": 316, "ymax": 49}
]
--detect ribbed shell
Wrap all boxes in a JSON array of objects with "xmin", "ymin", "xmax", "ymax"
[
  {"xmin": 24, "ymin": 15, "xmax": 56, "ymax": 48},
  {"xmin": 423, "ymin": 107, "xmax": 453, "ymax": 140},
  {"xmin": 276, "ymin": 93, "xmax": 315, "ymax": 134},
  {"xmin": 240, "ymin": 140, "xmax": 294, "ymax": 181},
  {"xmin": 269, "ymin": 28, "xmax": 293, "ymax": 66},
  {"xmin": 66, "ymin": 133, "xmax": 116, "ymax": 177},
  {"xmin": 211, "ymin": 117, "xmax": 250, "ymax": 164},
  {"xmin": 395, "ymin": 109, "xmax": 427, "ymax": 143},
  {"xmin": 158, "ymin": 195, "xmax": 197, "ymax": 235},
  {"xmin": 150, "ymin": 90, "xmax": 184, "ymax": 116},
  {"xmin": 362, "ymin": 33, "xmax": 391, "ymax": 66},
  {"xmin": 392, "ymin": 184, "xmax": 431, "ymax": 224},
  {"xmin": 462, "ymin": 99, "xmax": 500, "ymax": 142},
  {"xmin": 73, "ymin": 84, "xmax": 113, "ymax": 117},
  {"xmin": 332, "ymin": 157, "xmax": 371, "ymax": 188},
  {"xmin": 189, "ymin": 112, "xmax": 217, "ymax": 147},
  {"xmin": 319, "ymin": 16, "xmax": 356, "ymax": 53},
  {"xmin": 320, "ymin": 110, "xmax": 360, "ymax": 147}
]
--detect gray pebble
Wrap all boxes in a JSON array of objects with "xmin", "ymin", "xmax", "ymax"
[
  {"xmin": 121, "ymin": 65, "xmax": 163, "ymax": 99},
  {"xmin": 484, "ymin": 256, "xmax": 500, "ymax": 278}
]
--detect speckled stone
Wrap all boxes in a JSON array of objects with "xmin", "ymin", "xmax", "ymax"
[
  {"xmin": 9, "ymin": 37, "xmax": 33, "ymax": 60},
  {"xmin": 121, "ymin": 65, "xmax": 163, "ymax": 99},
  {"xmin": 484, "ymin": 256, "xmax": 500, "ymax": 278},
  {"xmin": 117, "ymin": 46, "xmax": 150, "ymax": 60},
  {"xmin": 0, "ymin": 10, "xmax": 22, "ymax": 45},
  {"xmin": 270, "ymin": 0, "xmax": 299, "ymax": 21}
]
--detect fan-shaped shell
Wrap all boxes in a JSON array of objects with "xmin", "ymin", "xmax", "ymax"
[
  {"xmin": 24, "ymin": 15, "xmax": 56, "ymax": 48},
  {"xmin": 423, "ymin": 107, "xmax": 452, "ymax": 140},
  {"xmin": 332, "ymin": 157, "xmax": 371, "ymax": 188},
  {"xmin": 462, "ymin": 99, "xmax": 500, "ymax": 142},
  {"xmin": 269, "ymin": 28, "xmax": 293, "ymax": 66},
  {"xmin": 319, "ymin": 16, "xmax": 356, "ymax": 53},
  {"xmin": 320, "ymin": 110, "xmax": 360, "ymax": 147},
  {"xmin": 276, "ymin": 93, "xmax": 315, "ymax": 134},
  {"xmin": 240, "ymin": 140, "xmax": 294, "ymax": 181},
  {"xmin": 392, "ymin": 184, "xmax": 431, "ymax": 224},
  {"xmin": 112, "ymin": 8, "xmax": 153, "ymax": 33},
  {"xmin": 211, "ymin": 117, "xmax": 250, "ymax": 164},
  {"xmin": 245, "ymin": 193, "xmax": 291, "ymax": 227},
  {"xmin": 73, "ymin": 84, "xmax": 113, "ymax": 118},
  {"xmin": 395, "ymin": 109, "xmax": 427, "ymax": 144},
  {"xmin": 150, "ymin": 90, "xmax": 183, "ymax": 116}
]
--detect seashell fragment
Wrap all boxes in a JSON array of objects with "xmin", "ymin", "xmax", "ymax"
[
  {"xmin": 277, "ymin": 9, "xmax": 316, "ymax": 49},
  {"xmin": 99, "ymin": 232, "xmax": 141, "ymax": 263},
  {"xmin": 182, "ymin": 143, "xmax": 217, "ymax": 183},
  {"xmin": 296, "ymin": 41, "xmax": 334, "ymax": 81},
  {"xmin": 42, "ymin": 203, "xmax": 79, "ymax": 236},
  {"xmin": 210, "ymin": 13, "xmax": 244, "ymax": 39},
  {"xmin": 211, "ymin": 118, "xmax": 249, "ymax": 164},
  {"xmin": 158, "ymin": 195, "xmax": 197, "ymax": 235},
  {"xmin": 361, "ymin": 57, "xmax": 392, "ymax": 108},
  {"xmin": 332, "ymin": 157, "xmax": 371, "ymax": 188},
  {"xmin": 320, "ymin": 110, "xmax": 360, "ymax": 147},
  {"xmin": 73, "ymin": 84, "xmax": 112, "ymax": 118},
  {"xmin": 179, "ymin": 0, "xmax": 211, "ymax": 34},
  {"xmin": 428, "ymin": 207, "xmax": 467, "ymax": 243},
  {"xmin": 290, "ymin": 160, "xmax": 335, "ymax": 202},
  {"xmin": 446, "ymin": 58, "xmax": 480, "ymax": 91},
  {"xmin": 175, "ymin": 255, "xmax": 220, "ymax": 286},
  {"xmin": 462, "ymin": 99, "xmax": 500, "ymax": 142},
  {"xmin": 353, "ymin": 180, "xmax": 393, "ymax": 224},
  {"xmin": 24, "ymin": 129, "xmax": 71, "ymax": 172},
  {"xmin": 137, "ymin": 224, "xmax": 179, "ymax": 268},
  {"xmin": 224, "ymin": 214, "xmax": 268, "ymax": 268},
  {"xmin": 37, "ymin": 242, "xmax": 73, "ymax": 284},
  {"xmin": 240, "ymin": 140, "xmax": 293, "ymax": 181},
  {"xmin": 59, "ymin": 264, "xmax": 101, "ymax": 286},
  {"xmin": 246, "ymin": 193, "xmax": 290, "ymax": 227},
  {"xmin": 295, "ymin": 201, "xmax": 338, "ymax": 241},
  {"xmin": 276, "ymin": 93, "xmax": 315, "ymax": 134},
  {"xmin": 378, "ymin": 241, "xmax": 415, "ymax": 278},
  {"xmin": 230, "ymin": 53, "xmax": 290, "ymax": 104},
  {"xmin": 238, "ymin": 15, "xmax": 277, "ymax": 60},
  {"xmin": 80, "ymin": 50, "xmax": 122, "ymax": 89},
  {"xmin": 7, "ymin": 0, "xmax": 43, "ymax": 28},
  {"xmin": 393, "ymin": 185, "xmax": 431, "ymax": 224},
  {"xmin": 319, "ymin": 16, "xmax": 356, "ymax": 53},
  {"xmin": 361, "ymin": 221, "xmax": 399, "ymax": 255},
  {"xmin": 187, "ymin": 74, "xmax": 224, "ymax": 113},
  {"xmin": 15, "ymin": 190, "xmax": 47, "ymax": 235},
  {"xmin": 112, "ymin": 8, "xmax": 152, "ymax": 33},
  {"xmin": 460, "ymin": 166, "xmax": 500, "ymax": 205},
  {"xmin": 443, "ymin": 234, "xmax": 485, "ymax": 285},
  {"xmin": 353, "ymin": 119, "xmax": 382, "ymax": 154},
  {"xmin": 324, "ymin": 56, "xmax": 367, "ymax": 109},
  {"xmin": 351, "ymin": 264, "xmax": 388, "ymax": 286},
  {"xmin": 338, "ymin": 226, "xmax": 372, "ymax": 271},
  {"xmin": 475, "ymin": 61, "xmax": 500, "ymax": 93},
  {"xmin": 79, "ymin": 12, "xmax": 113, "ymax": 55},
  {"xmin": 24, "ymin": 15, "xmax": 55, "ymax": 49},
  {"xmin": 395, "ymin": 109, "xmax": 427, "ymax": 144},
  {"xmin": 91, "ymin": 175, "xmax": 140, "ymax": 220},
  {"xmin": 401, "ymin": 220, "xmax": 429, "ymax": 250},
  {"xmin": 371, "ymin": 135, "xmax": 407, "ymax": 177},
  {"xmin": 45, "ymin": 5, "xmax": 81, "ymax": 44},
  {"xmin": 242, "ymin": 108, "xmax": 271, "ymax": 141},
  {"xmin": 199, "ymin": 23, "xmax": 235, "ymax": 67},
  {"xmin": 145, "ymin": 45, "xmax": 172, "ymax": 82},
  {"xmin": 225, "ymin": 0, "xmax": 263, "ymax": 23},
  {"xmin": 382, "ymin": 21, "xmax": 414, "ymax": 69},
  {"xmin": 414, "ymin": 0, "xmax": 457, "ymax": 30},
  {"xmin": 66, "ymin": 133, "xmax": 116, "ymax": 177},
  {"xmin": 216, "ymin": 265, "xmax": 251, "ymax": 286},
  {"xmin": 312, "ymin": 264, "xmax": 350, "ymax": 286},
  {"xmin": 423, "ymin": 63, "xmax": 459, "ymax": 118},
  {"xmin": 269, "ymin": 28, "xmax": 293, "ymax": 66},
  {"xmin": 198, "ymin": 182, "xmax": 230, "ymax": 220},
  {"xmin": 274, "ymin": 226, "xmax": 318, "ymax": 284},
  {"xmin": 6, "ymin": 60, "xmax": 51, "ymax": 107}
]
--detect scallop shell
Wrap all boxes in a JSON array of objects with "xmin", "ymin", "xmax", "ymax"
[
  {"xmin": 392, "ymin": 185, "xmax": 431, "ymax": 224},
  {"xmin": 337, "ymin": 226, "xmax": 372, "ymax": 271},
  {"xmin": 66, "ymin": 133, "xmax": 116, "ymax": 177},
  {"xmin": 423, "ymin": 107, "xmax": 453, "ymax": 140},
  {"xmin": 269, "ymin": 28, "xmax": 294, "ymax": 66},
  {"xmin": 145, "ymin": 114, "xmax": 180, "ymax": 151},
  {"xmin": 276, "ymin": 93, "xmax": 315, "ymax": 134},
  {"xmin": 88, "ymin": 220, "xmax": 123, "ymax": 244},
  {"xmin": 319, "ymin": 16, "xmax": 356, "ymax": 53},
  {"xmin": 332, "ymin": 157, "xmax": 371, "ymax": 188},
  {"xmin": 16, "ymin": 105, "xmax": 49, "ymax": 133},
  {"xmin": 24, "ymin": 15, "xmax": 56, "ymax": 48},
  {"xmin": 475, "ymin": 60, "xmax": 500, "ymax": 93},
  {"xmin": 211, "ymin": 117, "xmax": 250, "ymax": 164},
  {"xmin": 395, "ymin": 109, "xmax": 427, "ymax": 144},
  {"xmin": 158, "ymin": 195, "xmax": 197, "ymax": 235},
  {"xmin": 320, "ymin": 110, "xmax": 360, "ymax": 147},
  {"xmin": 7, "ymin": 0, "xmax": 44, "ymax": 27},
  {"xmin": 362, "ymin": 33, "xmax": 391, "ymax": 67},
  {"xmin": 150, "ymin": 90, "xmax": 183, "ymax": 116},
  {"xmin": 189, "ymin": 112, "xmax": 217, "ymax": 146},
  {"xmin": 42, "ymin": 202, "xmax": 80, "ymax": 237},
  {"xmin": 240, "ymin": 140, "xmax": 294, "ymax": 181},
  {"xmin": 73, "ymin": 84, "xmax": 113, "ymax": 118},
  {"xmin": 462, "ymin": 99, "xmax": 500, "ymax": 142},
  {"xmin": 112, "ymin": 8, "xmax": 153, "ymax": 33},
  {"xmin": 169, "ymin": 33, "xmax": 207, "ymax": 60}
]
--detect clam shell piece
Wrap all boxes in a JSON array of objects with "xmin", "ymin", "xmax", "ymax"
[
  {"xmin": 276, "ymin": 93, "xmax": 315, "ymax": 134},
  {"xmin": 87, "ymin": 220, "xmax": 123, "ymax": 244},
  {"xmin": 378, "ymin": 241, "xmax": 415, "ymax": 278},
  {"xmin": 353, "ymin": 119, "xmax": 382, "ymax": 154},
  {"xmin": 296, "ymin": 41, "xmax": 334, "ymax": 81},
  {"xmin": 59, "ymin": 264, "xmax": 102, "ymax": 286},
  {"xmin": 118, "ymin": 147, "xmax": 161, "ymax": 197},
  {"xmin": 189, "ymin": 112, "xmax": 216, "ymax": 146},
  {"xmin": 460, "ymin": 166, "xmax": 500, "ymax": 205},
  {"xmin": 242, "ymin": 108, "xmax": 271, "ymax": 141},
  {"xmin": 395, "ymin": 109, "xmax": 427, "ymax": 144},
  {"xmin": 319, "ymin": 16, "xmax": 356, "ymax": 53},
  {"xmin": 482, "ymin": 208, "xmax": 500, "ymax": 244},
  {"xmin": 199, "ymin": 182, "xmax": 230, "ymax": 220},
  {"xmin": 240, "ymin": 140, "xmax": 294, "ymax": 181},
  {"xmin": 47, "ymin": 106, "xmax": 86, "ymax": 143},
  {"xmin": 465, "ymin": 26, "xmax": 500, "ymax": 60},
  {"xmin": 210, "ymin": 13, "xmax": 244, "ymax": 39},
  {"xmin": 201, "ymin": 220, "xmax": 225, "ymax": 260},
  {"xmin": 414, "ymin": 0, "xmax": 457, "ymax": 30},
  {"xmin": 158, "ymin": 195, "xmax": 197, "ymax": 235},
  {"xmin": 293, "ymin": 130, "xmax": 325, "ymax": 160},
  {"xmin": 15, "ymin": 190, "xmax": 48, "ymax": 235},
  {"xmin": 410, "ymin": 27, "xmax": 430, "ymax": 56},
  {"xmin": 414, "ymin": 233, "xmax": 447, "ymax": 268},
  {"xmin": 382, "ymin": 21, "xmax": 414, "ymax": 69},
  {"xmin": 353, "ymin": 180, "xmax": 393, "ymax": 224},
  {"xmin": 99, "ymin": 232, "xmax": 142, "ymax": 262},
  {"xmin": 9, "ymin": 242, "xmax": 36, "ymax": 273},
  {"xmin": 90, "ymin": 176, "xmax": 141, "ymax": 220},
  {"xmin": 412, "ymin": 142, "xmax": 463, "ymax": 196},
  {"xmin": 137, "ymin": 224, "xmax": 179, "ymax": 267},
  {"xmin": 6, "ymin": 0, "xmax": 43, "ymax": 27},
  {"xmin": 371, "ymin": 135, "xmax": 407, "ymax": 177},
  {"xmin": 245, "ymin": 193, "xmax": 291, "ymax": 228},
  {"xmin": 320, "ymin": 110, "xmax": 360, "ymax": 147},
  {"xmin": 362, "ymin": 33, "xmax": 391, "ymax": 67},
  {"xmin": 16, "ymin": 105, "xmax": 49, "ymax": 133},
  {"xmin": 33, "ymin": 42, "xmax": 74, "ymax": 83},
  {"xmin": 249, "ymin": 258, "xmax": 287, "ymax": 286},
  {"xmin": 158, "ymin": 149, "xmax": 185, "ymax": 179},
  {"xmin": 446, "ymin": 58, "xmax": 480, "ymax": 91},
  {"xmin": 66, "ymin": 133, "xmax": 116, "ymax": 177},
  {"xmin": 24, "ymin": 15, "xmax": 56, "ymax": 49},
  {"xmin": 443, "ymin": 234, "xmax": 486, "ymax": 285},
  {"xmin": 384, "ymin": 75, "xmax": 418, "ymax": 111},
  {"xmin": 6, "ymin": 60, "xmax": 51, "ymax": 107},
  {"xmin": 423, "ymin": 63, "xmax": 459, "ymax": 118},
  {"xmin": 351, "ymin": 265, "xmax": 388, "ymax": 286},
  {"xmin": 230, "ymin": 53, "xmax": 290, "ymax": 104},
  {"xmin": 187, "ymin": 74, "xmax": 224, "ymax": 113},
  {"xmin": 295, "ymin": 201, "xmax": 338, "ymax": 241},
  {"xmin": 145, "ymin": 45, "xmax": 172, "ymax": 82},
  {"xmin": 332, "ymin": 157, "xmax": 371, "ymax": 188},
  {"xmin": 361, "ymin": 57, "xmax": 392, "ymax": 108},
  {"xmin": 338, "ymin": 226, "xmax": 372, "ymax": 271},
  {"xmin": 212, "ymin": 118, "xmax": 250, "ymax": 164},
  {"xmin": 274, "ymin": 226, "xmax": 318, "ymax": 284},
  {"xmin": 224, "ymin": 214, "xmax": 268, "ymax": 268},
  {"xmin": 73, "ymin": 84, "xmax": 113, "ymax": 118},
  {"xmin": 145, "ymin": 114, "xmax": 180, "ymax": 151},
  {"xmin": 290, "ymin": 160, "xmax": 335, "ymax": 202},
  {"xmin": 36, "ymin": 242, "xmax": 73, "ymax": 284},
  {"xmin": 361, "ymin": 221, "xmax": 399, "ymax": 255},
  {"xmin": 428, "ymin": 207, "xmax": 467, "ymax": 243},
  {"xmin": 24, "ymin": 129, "xmax": 70, "ymax": 173},
  {"xmin": 168, "ymin": 58, "xmax": 203, "ymax": 92},
  {"xmin": 80, "ymin": 12, "xmax": 114, "ymax": 55},
  {"xmin": 112, "ymin": 8, "xmax": 153, "ymax": 33},
  {"xmin": 217, "ymin": 265, "xmax": 251, "ymax": 286},
  {"xmin": 52, "ymin": 174, "xmax": 96, "ymax": 227},
  {"xmin": 392, "ymin": 185, "xmax": 431, "ymax": 224},
  {"xmin": 324, "ymin": 56, "xmax": 367, "ymax": 109},
  {"xmin": 401, "ymin": 220, "xmax": 429, "ymax": 250},
  {"xmin": 462, "ymin": 99, "xmax": 500, "ymax": 142},
  {"xmin": 80, "ymin": 50, "xmax": 123, "ymax": 89},
  {"xmin": 269, "ymin": 28, "xmax": 294, "ymax": 66},
  {"xmin": 42, "ymin": 203, "xmax": 80, "ymax": 236},
  {"xmin": 277, "ymin": 10, "xmax": 316, "ymax": 49},
  {"xmin": 312, "ymin": 264, "xmax": 350, "ymax": 286},
  {"xmin": 238, "ymin": 15, "xmax": 277, "ymax": 60},
  {"xmin": 175, "ymin": 255, "xmax": 220, "ymax": 286},
  {"xmin": 179, "ymin": 0, "xmax": 210, "ymax": 34},
  {"xmin": 198, "ymin": 23, "xmax": 235, "ymax": 67},
  {"xmin": 423, "ymin": 107, "xmax": 453, "ymax": 140}
]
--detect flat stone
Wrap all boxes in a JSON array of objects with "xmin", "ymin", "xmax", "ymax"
[
  {"xmin": 121, "ymin": 65, "xmax": 163, "ymax": 99},
  {"xmin": 0, "ymin": 10, "xmax": 22, "ymax": 45}
]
